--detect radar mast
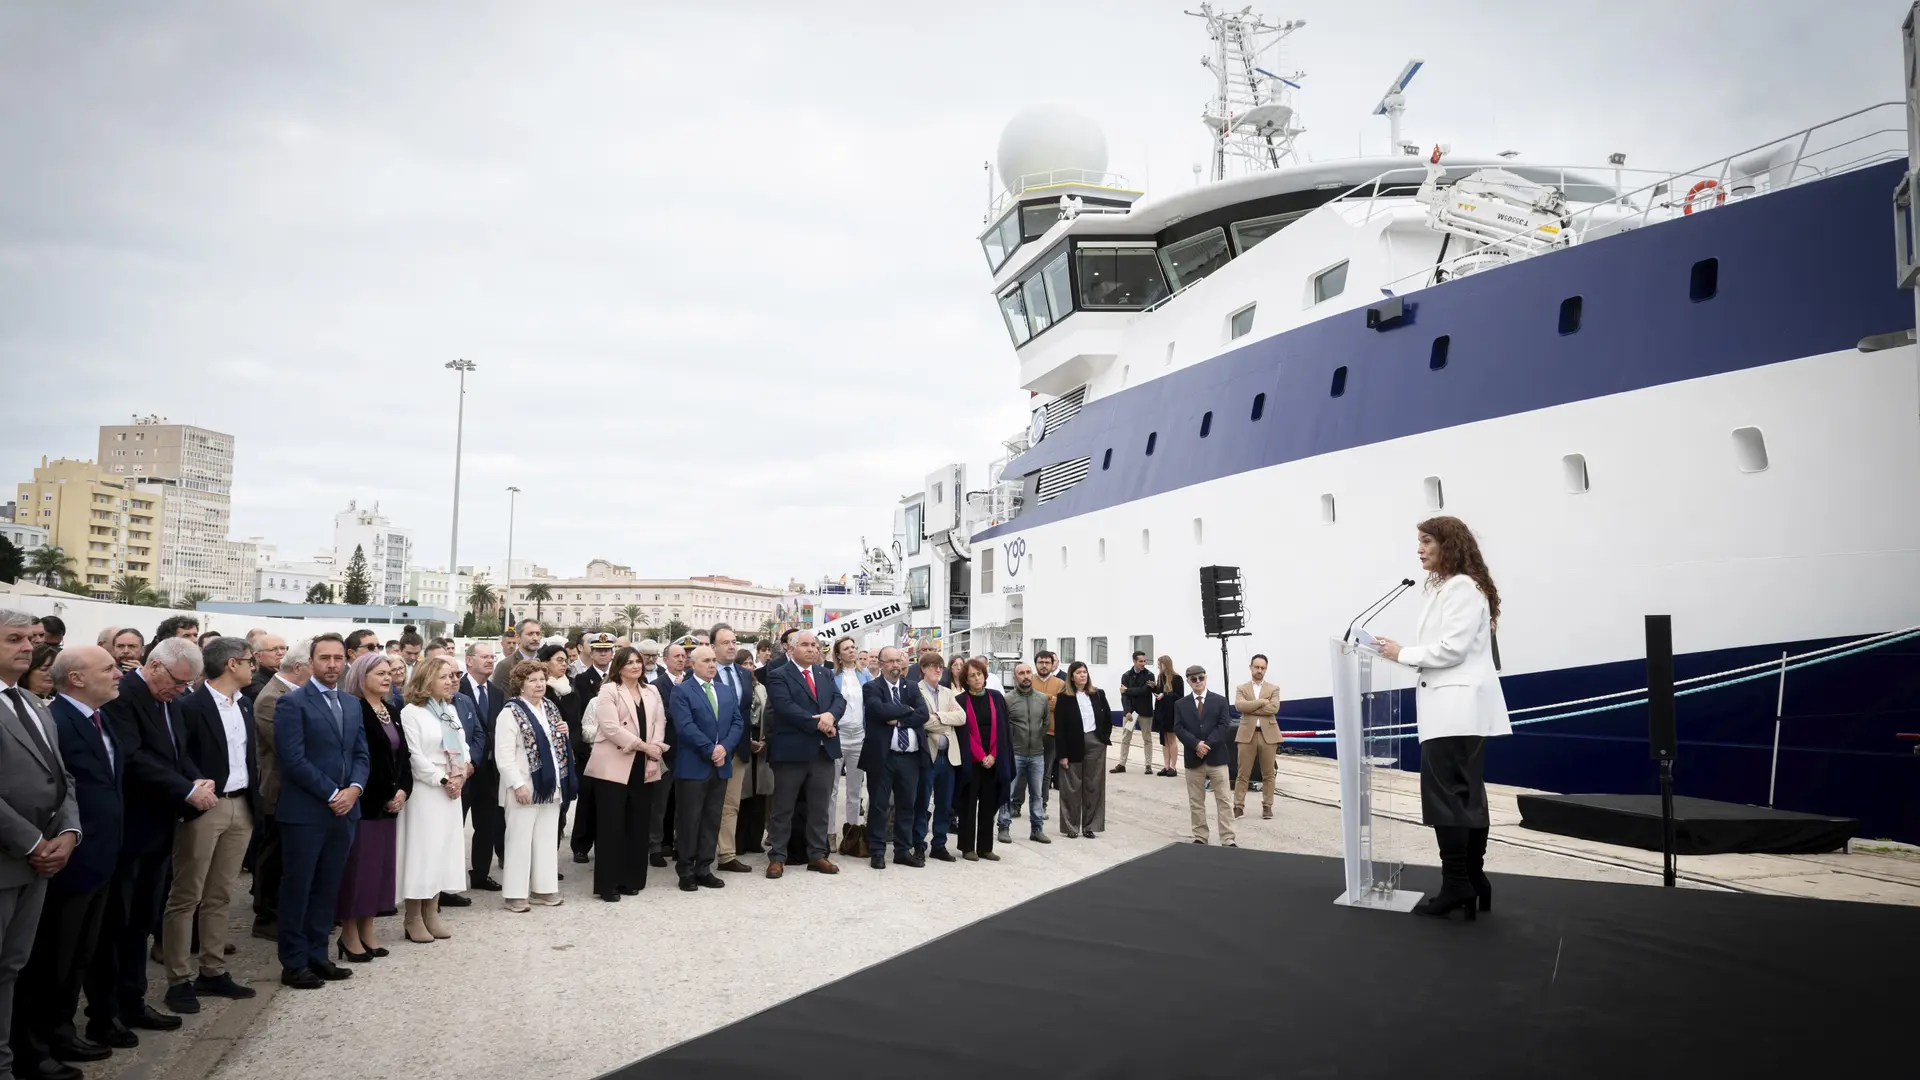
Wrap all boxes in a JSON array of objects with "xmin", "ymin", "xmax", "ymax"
[{"xmin": 1187, "ymin": 4, "xmax": 1307, "ymax": 181}]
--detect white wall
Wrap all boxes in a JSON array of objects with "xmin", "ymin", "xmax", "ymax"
[{"xmin": 1, "ymin": 581, "xmax": 380, "ymax": 649}]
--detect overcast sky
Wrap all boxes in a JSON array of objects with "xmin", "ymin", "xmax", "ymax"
[{"xmin": 1, "ymin": 0, "xmax": 1907, "ymax": 588}]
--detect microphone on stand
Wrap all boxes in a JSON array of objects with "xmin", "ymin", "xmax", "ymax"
[{"xmin": 1344, "ymin": 579, "xmax": 1417, "ymax": 642}]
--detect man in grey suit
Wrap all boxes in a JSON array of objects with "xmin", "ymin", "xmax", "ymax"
[{"xmin": 0, "ymin": 610, "xmax": 82, "ymax": 1080}]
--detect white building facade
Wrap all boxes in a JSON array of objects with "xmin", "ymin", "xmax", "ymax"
[
  {"xmin": 512, "ymin": 560, "xmax": 784, "ymax": 635},
  {"xmin": 332, "ymin": 501, "xmax": 413, "ymax": 605}
]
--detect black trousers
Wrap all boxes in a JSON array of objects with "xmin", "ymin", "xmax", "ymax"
[
  {"xmin": 673, "ymin": 776, "xmax": 727, "ymax": 880},
  {"xmin": 767, "ymin": 755, "xmax": 835, "ymax": 864},
  {"xmin": 593, "ymin": 776, "xmax": 652, "ymax": 894},
  {"xmin": 85, "ymin": 846, "xmax": 167, "ymax": 1025},
  {"xmin": 571, "ymin": 772, "xmax": 599, "ymax": 857},
  {"xmin": 14, "ymin": 883, "xmax": 108, "ymax": 1068},
  {"xmin": 465, "ymin": 760, "xmax": 505, "ymax": 882},
  {"xmin": 955, "ymin": 763, "xmax": 1000, "ymax": 855},
  {"xmin": 865, "ymin": 751, "xmax": 922, "ymax": 859},
  {"xmin": 251, "ymin": 813, "xmax": 282, "ymax": 922},
  {"xmin": 1419, "ymin": 735, "xmax": 1490, "ymax": 827}
]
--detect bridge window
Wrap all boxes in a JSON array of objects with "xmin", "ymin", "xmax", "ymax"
[
  {"xmin": 1077, "ymin": 245, "xmax": 1169, "ymax": 310},
  {"xmin": 1022, "ymin": 275, "xmax": 1052, "ymax": 337},
  {"xmin": 1158, "ymin": 227, "xmax": 1231, "ymax": 292},
  {"xmin": 1041, "ymin": 250, "xmax": 1073, "ymax": 322},
  {"xmin": 1312, "ymin": 260, "xmax": 1349, "ymax": 304},
  {"xmin": 1231, "ymin": 209, "xmax": 1311, "ymax": 254},
  {"xmin": 980, "ymin": 209, "xmax": 1021, "ymax": 273},
  {"xmin": 998, "ymin": 288, "xmax": 1031, "ymax": 346}
]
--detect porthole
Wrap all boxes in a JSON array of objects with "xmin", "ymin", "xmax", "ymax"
[
  {"xmin": 1430, "ymin": 335, "xmax": 1450, "ymax": 370},
  {"xmin": 1330, "ymin": 366, "xmax": 1348, "ymax": 398},
  {"xmin": 1559, "ymin": 296, "xmax": 1584, "ymax": 335},
  {"xmin": 1319, "ymin": 493, "xmax": 1336, "ymax": 525},
  {"xmin": 1199, "ymin": 411, "xmax": 1213, "ymax": 438},
  {"xmin": 1145, "ymin": 432, "xmax": 1158, "ymax": 456},
  {"xmin": 1732, "ymin": 426, "xmax": 1769, "ymax": 473},
  {"xmin": 1562, "ymin": 453, "xmax": 1589, "ymax": 493},
  {"xmin": 1690, "ymin": 258, "xmax": 1719, "ymax": 302},
  {"xmin": 1251, "ymin": 392, "xmax": 1266, "ymax": 420}
]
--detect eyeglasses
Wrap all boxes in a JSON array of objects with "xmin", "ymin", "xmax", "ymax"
[{"xmin": 1190, "ymin": 675, "xmax": 1207, "ymax": 683}]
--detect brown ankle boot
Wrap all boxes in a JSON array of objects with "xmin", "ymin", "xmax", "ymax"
[
  {"xmin": 403, "ymin": 899, "xmax": 434, "ymax": 943},
  {"xmin": 421, "ymin": 897, "xmax": 452, "ymax": 939}
]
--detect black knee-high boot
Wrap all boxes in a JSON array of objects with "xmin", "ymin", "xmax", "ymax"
[
  {"xmin": 1413, "ymin": 826, "xmax": 1478, "ymax": 920},
  {"xmin": 1468, "ymin": 826, "xmax": 1491, "ymax": 912}
]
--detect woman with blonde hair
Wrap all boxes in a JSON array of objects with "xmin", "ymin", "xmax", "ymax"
[
  {"xmin": 582, "ymin": 647, "xmax": 669, "ymax": 901},
  {"xmin": 397, "ymin": 656, "xmax": 469, "ymax": 942},
  {"xmin": 335, "ymin": 651, "xmax": 412, "ymax": 960},
  {"xmin": 829, "ymin": 636, "xmax": 868, "ymax": 855},
  {"xmin": 1153, "ymin": 655, "xmax": 1184, "ymax": 778},
  {"xmin": 496, "ymin": 660, "xmax": 574, "ymax": 912},
  {"xmin": 1375, "ymin": 516, "xmax": 1511, "ymax": 922}
]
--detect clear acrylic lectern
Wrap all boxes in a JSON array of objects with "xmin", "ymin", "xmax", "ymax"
[{"xmin": 1329, "ymin": 638, "xmax": 1424, "ymax": 912}]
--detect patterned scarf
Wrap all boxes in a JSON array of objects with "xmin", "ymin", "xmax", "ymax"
[
  {"xmin": 961, "ymin": 691, "xmax": 999, "ymax": 764},
  {"xmin": 509, "ymin": 697, "xmax": 574, "ymax": 804}
]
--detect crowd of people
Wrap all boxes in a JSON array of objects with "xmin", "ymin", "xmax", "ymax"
[{"xmin": 0, "ymin": 605, "xmax": 1307, "ymax": 1080}]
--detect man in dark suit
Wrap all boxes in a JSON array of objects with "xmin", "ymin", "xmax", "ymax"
[
  {"xmin": 90, "ymin": 637, "xmax": 211, "ymax": 1046},
  {"xmin": 567, "ymin": 632, "xmax": 617, "ymax": 865},
  {"xmin": 666, "ymin": 646, "xmax": 740, "ymax": 892},
  {"xmin": 708, "ymin": 624, "xmax": 759, "ymax": 874},
  {"xmin": 240, "ymin": 633, "xmax": 285, "ymax": 706},
  {"xmin": 1173, "ymin": 664, "xmax": 1236, "ymax": 847},
  {"xmin": 14, "ymin": 644, "xmax": 116, "ymax": 1079},
  {"xmin": 249, "ymin": 639, "xmax": 309, "ymax": 941},
  {"xmin": 272, "ymin": 633, "xmax": 367, "ymax": 990},
  {"xmin": 858, "ymin": 647, "xmax": 926, "ymax": 870},
  {"xmin": 763, "ymin": 631, "xmax": 846, "ymax": 878},
  {"xmin": 457, "ymin": 643, "xmax": 505, "ymax": 891},
  {"xmin": 646, "ymin": 645, "xmax": 685, "ymax": 867},
  {"xmin": 160, "ymin": 637, "xmax": 260, "ymax": 1014}
]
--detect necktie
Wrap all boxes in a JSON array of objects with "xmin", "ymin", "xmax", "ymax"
[
  {"xmin": 160, "ymin": 699, "xmax": 179, "ymax": 754},
  {"xmin": 892, "ymin": 683, "xmax": 907, "ymax": 752},
  {"xmin": 703, "ymin": 680, "xmax": 718, "ymax": 719},
  {"xmin": 5, "ymin": 688, "xmax": 55, "ymax": 763},
  {"xmin": 802, "ymin": 666, "xmax": 816, "ymax": 698},
  {"xmin": 478, "ymin": 684, "xmax": 488, "ymax": 716},
  {"xmin": 92, "ymin": 710, "xmax": 115, "ymax": 770},
  {"xmin": 325, "ymin": 689, "xmax": 343, "ymax": 735}
]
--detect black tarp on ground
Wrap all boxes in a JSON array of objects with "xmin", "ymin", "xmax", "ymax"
[
  {"xmin": 609, "ymin": 845, "xmax": 1919, "ymax": 1079},
  {"xmin": 1517, "ymin": 792, "xmax": 1858, "ymax": 854}
]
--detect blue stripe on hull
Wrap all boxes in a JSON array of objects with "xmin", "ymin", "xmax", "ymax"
[
  {"xmin": 982, "ymin": 160, "xmax": 1914, "ymax": 541},
  {"xmin": 1276, "ymin": 634, "xmax": 1920, "ymax": 844}
]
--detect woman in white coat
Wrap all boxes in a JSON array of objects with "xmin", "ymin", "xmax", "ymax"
[
  {"xmin": 396, "ymin": 657, "xmax": 470, "ymax": 942},
  {"xmin": 496, "ymin": 660, "xmax": 575, "ymax": 913},
  {"xmin": 1375, "ymin": 515, "xmax": 1510, "ymax": 921}
]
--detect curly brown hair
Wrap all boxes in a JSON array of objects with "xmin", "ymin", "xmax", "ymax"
[
  {"xmin": 507, "ymin": 659, "xmax": 548, "ymax": 698},
  {"xmin": 1417, "ymin": 515, "xmax": 1501, "ymax": 625}
]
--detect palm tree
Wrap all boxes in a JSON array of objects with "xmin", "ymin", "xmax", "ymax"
[
  {"xmin": 176, "ymin": 590, "xmax": 211, "ymax": 610},
  {"xmin": 618, "ymin": 604, "xmax": 648, "ymax": 638},
  {"xmin": 25, "ymin": 545, "xmax": 74, "ymax": 588},
  {"xmin": 467, "ymin": 581, "xmax": 498, "ymax": 617},
  {"xmin": 523, "ymin": 583, "xmax": 554, "ymax": 624},
  {"xmin": 149, "ymin": 588, "xmax": 170, "ymax": 609},
  {"xmin": 110, "ymin": 575, "xmax": 157, "ymax": 606}
]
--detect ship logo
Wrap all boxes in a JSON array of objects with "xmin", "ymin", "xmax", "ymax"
[{"xmin": 1004, "ymin": 538, "xmax": 1027, "ymax": 578}]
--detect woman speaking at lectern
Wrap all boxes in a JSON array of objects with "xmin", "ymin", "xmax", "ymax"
[{"xmin": 1372, "ymin": 516, "xmax": 1511, "ymax": 921}]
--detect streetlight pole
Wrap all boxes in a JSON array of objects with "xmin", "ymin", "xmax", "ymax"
[
  {"xmin": 445, "ymin": 359, "xmax": 476, "ymax": 620},
  {"xmin": 504, "ymin": 485, "xmax": 520, "ymax": 631}
]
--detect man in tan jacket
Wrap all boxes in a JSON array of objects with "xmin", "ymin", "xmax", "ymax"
[
  {"xmin": 1232, "ymin": 654, "xmax": 1283, "ymax": 819},
  {"xmin": 1029, "ymin": 651, "xmax": 1065, "ymax": 816}
]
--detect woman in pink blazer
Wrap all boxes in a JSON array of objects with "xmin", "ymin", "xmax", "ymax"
[{"xmin": 583, "ymin": 647, "xmax": 670, "ymax": 901}]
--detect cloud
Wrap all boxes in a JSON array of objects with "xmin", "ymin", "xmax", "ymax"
[{"xmin": 1, "ymin": 0, "xmax": 1907, "ymax": 589}]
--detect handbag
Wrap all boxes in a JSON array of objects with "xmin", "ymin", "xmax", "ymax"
[{"xmin": 838, "ymin": 821, "xmax": 869, "ymax": 858}]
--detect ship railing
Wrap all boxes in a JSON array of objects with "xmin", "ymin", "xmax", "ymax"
[
  {"xmin": 988, "ymin": 168, "xmax": 1139, "ymax": 219},
  {"xmin": 1353, "ymin": 101, "xmax": 1906, "ymax": 294}
]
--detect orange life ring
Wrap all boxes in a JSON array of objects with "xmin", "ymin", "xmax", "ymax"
[{"xmin": 1682, "ymin": 179, "xmax": 1725, "ymax": 215}]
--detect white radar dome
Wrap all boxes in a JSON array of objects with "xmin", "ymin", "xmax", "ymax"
[{"xmin": 996, "ymin": 104, "xmax": 1108, "ymax": 192}]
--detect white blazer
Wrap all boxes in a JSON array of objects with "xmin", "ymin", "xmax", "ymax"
[{"xmin": 1395, "ymin": 575, "xmax": 1512, "ymax": 742}]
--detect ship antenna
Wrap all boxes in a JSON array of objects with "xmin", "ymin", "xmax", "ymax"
[{"xmin": 1185, "ymin": 3, "xmax": 1307, "ymax": 181}]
